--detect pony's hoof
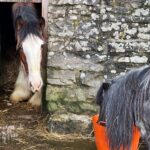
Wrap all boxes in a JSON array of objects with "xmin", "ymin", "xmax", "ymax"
[
  {"xmin": 28, "ymin": 95, "xmax": 41, "ymax": 107},
  {"xmin": 27, "ymin": 102, "xmax": 40, "ymax": 112},
  {"xmin": 10, "ymin": 89, "xmax": 31, "ymax": 103},
  {"xmin": 10, "ymin": 93, "xmax": 23, "ymax": 103},
  {"xmin": 28, "ymin": 100, "xmax": 41, "ymax": 107}
]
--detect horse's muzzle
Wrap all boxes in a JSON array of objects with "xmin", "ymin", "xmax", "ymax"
[{"xmin": 29, "ymin": 73, "xmax": 43, "ymax": 92}]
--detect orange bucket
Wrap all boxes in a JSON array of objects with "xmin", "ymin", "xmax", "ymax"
[{"xmin": 92, "ymin": 114, "xmax": 140, "ymax": 150}]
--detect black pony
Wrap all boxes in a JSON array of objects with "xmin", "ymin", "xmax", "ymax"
[{"xmin": 96, "ymin": 65, "xmax": 150, "ymax": 150}]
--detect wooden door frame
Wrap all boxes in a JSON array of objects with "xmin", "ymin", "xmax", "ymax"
[{"xmin": 41, "ymin": 0, "xmax": 48, "ymax": 37}]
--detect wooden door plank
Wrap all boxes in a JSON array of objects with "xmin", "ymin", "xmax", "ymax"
[
  {"xmin": 0, "ymin": 0, "xmax": 41, "ymax": 3},
  {"xmin": 42, "ymin": 0, "xmax": 48, "ymax": 35}
]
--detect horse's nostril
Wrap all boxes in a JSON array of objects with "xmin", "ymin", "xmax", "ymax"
[
  {"xmin": 29, "ymin": 82, "xmax": 35, "ymax": 92},
  {"xmin": 29, "ymin": 82, "xmax": 33, "ymax": 88},
  {"xmin": 29, "ymin": 81, "xmax": 42, "ymax": 92}
]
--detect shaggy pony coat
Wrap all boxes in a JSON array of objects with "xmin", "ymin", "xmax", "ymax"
[{"xmin": 97, "ymin": 65, "xmax": 150, "ymax": 150}]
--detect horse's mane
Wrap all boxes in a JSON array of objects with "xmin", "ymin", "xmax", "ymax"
[
  {"xmin": 12, "ymin": 3, "xmax": 41, "ymax": 42},
  {"xmin": 97, "ymin": 65, "xmax": 150, "ymax": 150}
]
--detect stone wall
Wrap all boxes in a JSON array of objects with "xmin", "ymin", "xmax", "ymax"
[{"xmin": 46, "ymin": 0, "xmax": 150, "ymax": 134}]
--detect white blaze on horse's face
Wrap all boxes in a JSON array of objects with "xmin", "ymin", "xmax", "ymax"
[{"xmin": 22, "ymin": 34, "xmax": 44, "ymax": 92}]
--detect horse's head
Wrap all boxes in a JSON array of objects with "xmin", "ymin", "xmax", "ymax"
[{"xmin": 15, "ymin": 16, "xmax": 45, "ymax": 93}]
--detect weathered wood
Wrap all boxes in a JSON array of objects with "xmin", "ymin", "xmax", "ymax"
[
  {"xmin": 32, "ymin": 0, "xmax": 41, "ymax": 2},
  {"xmin": 0, "ymin": 0, "xmax": 41, "ymax": 2},
  {"xmin": 42, "ymin": 0, "xmax": 48, "ymax": 35},
  {"xmin": 0, "ymin": 23, "xmax": 2, "ymax": 86}
]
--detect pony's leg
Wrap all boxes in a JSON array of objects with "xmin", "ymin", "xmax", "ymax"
[
  {"xmin": 28, "ymin": 89, "xmax": 42, "ymax": 107},
  {"xmin": 10, "ymin": 65, "xmax": 31, "ymax": 103},
  {"xmin": 138, "ymin": 100, "xmax": 150, "ymax": 150},
  {"xmin": 147, "ymin": 137, "xmax": 150, "ymax": 150}
]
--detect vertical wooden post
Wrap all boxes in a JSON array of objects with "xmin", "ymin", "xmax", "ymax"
[
  {"xmin": 0, "ymin": 24, "xmax": 2, "ymax": 86},
  {"xmin": 31, "ymin": 0, "xmax": 41, "ymax": 2},
  {"xmin": 42, "ymin": 0, "xmax": 48, "ymax": 35},
  {"xmin": 41, "ymin": 0, "xmax": 48, "ymax": 112}
]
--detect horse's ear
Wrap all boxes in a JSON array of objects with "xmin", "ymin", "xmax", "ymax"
[
  {"xmin": 15, "ymin": 16, "xmax": 25, "ymax": 31},
  {"xmin": 96, "ymin": 82, "xmax": 110, "ymax": 105},
  {"xmin": 103, "ymin": 82, "xmax": 110, "ymax": 90},
  {"xmin": 38, "ymin": 17, "xmax": 46, "ymax": 38}
]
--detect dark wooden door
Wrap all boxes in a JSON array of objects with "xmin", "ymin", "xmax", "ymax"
[{"xmin": 0, "ymin": 23, "xmax": 1, "ymax": 86}]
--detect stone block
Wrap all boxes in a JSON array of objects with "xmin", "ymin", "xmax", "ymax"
[
  {"xmin": 108, "ymin": 40, "xmax": 150, "ymax": 52},
  {"xmin": 49, "ymin": 0, "xmax": 100, "ymax": 6},
  {"xmin": 48, "ymin": 113, "xmax": 92, "ymax": 135},
  {"xmin": 47, "ymin": 69, "xmax": 76, "ymax": 85},
  {"xmin": 47, "ymin": 52, "xmax": 104, "ymax": 72}
]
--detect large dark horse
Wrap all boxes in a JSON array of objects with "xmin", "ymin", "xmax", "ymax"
[
  {"xmin": 10, "ymin": 3, "xmax": 45, "ymax": 107},
  {"xmin": 96, "ymin": 65, "xmax": 150, "ymax": 150}
]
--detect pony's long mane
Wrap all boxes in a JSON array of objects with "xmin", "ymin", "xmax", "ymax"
[
  {"xmin": 12, "ymin": 3, "xmax": 41, "ymax": 42},
  {"xmin": 97, "ymin": 65, "xmax": 150, "ymax": 150}
]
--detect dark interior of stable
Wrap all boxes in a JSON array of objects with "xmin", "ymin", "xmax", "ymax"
[{"xmin": 0, "ymin": 2, "xmax": 41, "ymax": 89}]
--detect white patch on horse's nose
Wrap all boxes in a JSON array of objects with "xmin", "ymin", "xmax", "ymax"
[
  {"xmin": 29, "ymin": 73, "xmax": 43, "ymax": 92},
  {"xmin": 30, "ymin": 80, "xmax": 42, "ymax": 92}
]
